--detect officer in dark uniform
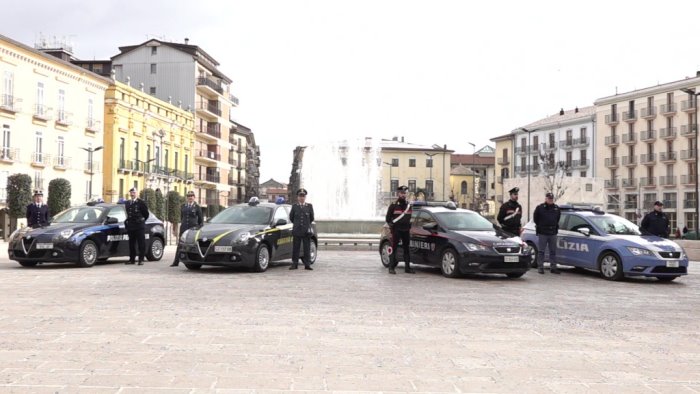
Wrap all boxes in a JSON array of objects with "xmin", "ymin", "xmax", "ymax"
[
  {"xmin": 385, "ymin": 185, "xmax": 415, "ymax": 275},
  {"xmin": 640, "ymin": 201, "xmax": 670, "ymax": 238},
  {"xmin": 124, "ymin": 187, "xmax": 149, "ymax": 265},
  {"xmin": 170, "ymin": 190, "xmax": 204, "ymax": 267},
  {"xmin": 289, "ymin": 188, "xmax": 315, "ymax": 270},
  {"xmin": 26, "ymin": 189, "xmax": 50, "ymax": 228},
  {"xmin": 533, "ymin": 192, "xmax": 561, "ymax": 274},
  {"xmin": 497, "ymin": 187, "xmax": 523, "ymax": 236}
]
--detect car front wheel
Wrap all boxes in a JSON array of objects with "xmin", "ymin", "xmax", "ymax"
[
  {"xmin": 146, "ymin": 237, "xmax": 164, "ymax": 261},
  {"xmin": 78, "ymin": 240, "xmax": 98, "ymax": 267},
  {"xmin": 440, "ymin": 248, "xmax": 461, "ymax": 278},
  {"xmin": 252, "ymin": 244, "xmax": 270, "ymax": 272},
  {"xmin": 379, "ymin": 241, "xmax": 391, "ymax": 268},
  {"xmin": 527, "ymin": 242, "xmax": 538, "ymax": 268},
  {"xmin": 599, "ymin": 252, "xmax": 624, "ymax": 281}
]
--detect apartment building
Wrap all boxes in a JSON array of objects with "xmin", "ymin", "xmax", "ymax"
[
  {"xmin": 451, "ymin": 146, "xmax": 496, "ymax": 203},
  {"xmin": 491, "ymin": 133, "xmax": 514, "ymax": 205},
  {"xmin": 595, "ymin": 74, "xmax": 700, "ymax": 231},
  {"xmin": 103, "ymin": 80, "xmax": 196, "ymax": 202},
  {"xmin": 112, "ymin": 39, "xmax": 254, "ymax": 208},
  {"xmin": 0, "ymin": 34, "xmax": 109, "ymax": 233}
]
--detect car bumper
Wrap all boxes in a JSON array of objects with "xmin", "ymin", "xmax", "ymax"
[
  {"xmin": 623, "ymin": 256, "xmax": 689, "ymax": 277},
  {"xmin": 8, "ymin": 241, "xmax": 80, "ymax": 263},
  {"xmin": 458, "ymin": 252, "xmax": 530, "ymax": 274},
  {"xmin": 178, "ymin": 242, "xmax": 257, "ymax": 267}
]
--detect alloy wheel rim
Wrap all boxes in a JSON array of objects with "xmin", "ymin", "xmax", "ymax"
[
  {"xmin": 310, "ymin": 243, "xmax": 317, "ymax": 262},
  {"xmin": 442, "ymin": 252, "xmax": 455, "ymax": 274},
  {"xmin": 152, "ymin": 240, "xmax": 163, "ymax": 258},
  {"xmin": 259, "ymin": 248, "xmax": 269, "ymax": 269},
  {"xmin": 381, "ymin": 244, "xmax": 391, "ymax": 265},
  {"xmin": 601, "ymin": 255, "xmax": 618, "ymax": 277},
  {"xmin": 83, "ymin": 243, "xmax": 97, "ymax": 264}
]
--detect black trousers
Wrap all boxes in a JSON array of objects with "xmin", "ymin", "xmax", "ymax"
[
  {"xmin": 292, "ymin": 235, "xmax": 311, "ymax": 267},
  {"xmin": 390, "ymin": 227, "xmax": 411, "ymax": 269},
  {"xmin": 127, "ymin": 227, "xmax": 146, "ymax": 263}
]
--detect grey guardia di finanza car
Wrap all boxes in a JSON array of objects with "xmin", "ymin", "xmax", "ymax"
[
  {"xmin": 8, "ymin": 202, "xmax": 165, "ymax": 267},
  {"xmin": 177, "ymin": 201, "xmax": 317, "ymax": 271},
  {"xmin": 379, "ymin": 202, "xmax": 531, "ymax": 278},
  {"xmin": 521, "ymin": 205, "xmax": 689, "ymax": 281}
]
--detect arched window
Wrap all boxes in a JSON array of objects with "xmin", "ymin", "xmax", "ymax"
[{"xmin": 461, "ymin": 181, "xmax": 468, "ymax": 195}]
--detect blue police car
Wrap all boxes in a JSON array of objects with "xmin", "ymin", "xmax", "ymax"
[{"xmin": 521, "ymin": 205, "xmax": 688, "ymax": 281}]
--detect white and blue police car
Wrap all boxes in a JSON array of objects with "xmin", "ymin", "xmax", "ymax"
[{"xmin": 521, "ymin": 205, "xmax": 688, "ymax": 281}]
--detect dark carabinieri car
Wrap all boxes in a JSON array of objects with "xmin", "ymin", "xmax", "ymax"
[
  {"xmin": 8, "ymin": 202, "xmax": 165, "ymax": 267},
  {"xmin": 177, "ymin": 201, "xmax": 317, "ymax": 272},
  {"xmin": 379, "ymin": 202, "xmax": 531, "ymax": 278}
]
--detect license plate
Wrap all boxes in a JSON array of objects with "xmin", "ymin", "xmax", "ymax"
[
  {"xmin": 214, "ymin": 246, "xmax": 233, "ymax": 253},
  {"xmin": 666, "ymin": 261, "xmax": 679, "ymax": 268},
  {"xmin": 504, "ymin": 256, "xmax": 519, "ymax": 263},
  {"xmin": 36, "ymin": 243, "xmax": 53, "ymax": 250}
]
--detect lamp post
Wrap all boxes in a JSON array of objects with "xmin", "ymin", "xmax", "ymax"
[
  {"xmin": 383, "ymin": 161, "xmax": 394, "ymax": 201},
  {"xmin": 520, "ymin": 127, "xmax": 539, "ymax": 221},
  {"xmin": 468, "ymin": 142, "xmax": 476, "ymax": 210},
  {"xmin": 424, "ymin": 152, "xmax": 438, "ymax": 200},
  {"xmin": 80, "ymin": 146, "xmax": 103, "ymax": 201},
  {"xmin": 135, "ymin": 157, "xmax": 157, "ymax": 203},
  {"xmin": 681, "ymin": 88, "xmax": 700, "ymax": 237}
]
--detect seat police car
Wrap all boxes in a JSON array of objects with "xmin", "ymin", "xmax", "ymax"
[
  {"xmin": 8, "ymin": 203, "xmax": 165, "ymax": 267},
  {"xmin": 379, "ymin": 202, "xmax": 531, "ymax": 278},
  {"xmin": 521, "ymin": 205, "xmax": 688, "ymax": 281},
  {"xmin": 177, "ymin": 201, "xmax": 317, "ymax": 271}
]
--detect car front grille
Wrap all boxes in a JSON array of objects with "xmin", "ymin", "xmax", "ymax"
[
  {"xmin": 494, "ymin": 246, "xmax": 521, "ymax": 254},
  {"xmin": 658, "ymin": 251, "xmax": 681, "ymax": 259},
  {"xmin": 651, "ymin": 266, "xmax": 687, "ymax": 274}
]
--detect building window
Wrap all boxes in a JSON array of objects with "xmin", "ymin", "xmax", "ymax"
[
  {"xmin": 151, "ymin": 47, "xmax": 157, "ymax": 55},
  {"xmin": 119, "ymin": 178, "xmax": 124, "ymax": 199},
  {"xmin": 57, "ymin": 136, "xmax": 64, "ymax": 166},
  {"xmin": 3, "ymin": 71, "xmax": 14, "ymax": 105},
  {"xmin": 149, "ymin": 87, "xmax": 156, "ymax": 95},
  {"xmin": 426, "ymin": 158, "xmax": 433, "ymax": 168},
  {"xmin": 461, "ymin": 181, "xmax": 468, "ymax": 195},
  {"xmin": 57, "ymin": 89, "xmax": 65, "ymax": 121},
  {"xmin": 34, "ymin": 171, "xmax": 43, "ymax": 190},
  {"xmin": 87, "ymin": 97, "xmax": 94, "ymax": 124},
  {"xmin": 174, "ymin": 151, "xmax": 179, "ymax": 171},
  {"xmin": 390, "ymin": 180, "xmax": 398, "ymax": 193},
  {"xmin": 150, "ymin": 63, "xmax": 157, "ymax": 74},
  {"xmin": 585, "ymin": 183, "xmax": 592, "ymax": 191},
  {"xmin": 119, "ymin": 138, "xmax": 125, "ymax": 164},
  {"xmin": 2, "ymin": 124, "xmax": 10, "ymax": 153},
  {"xmin": 408, "ymin": 180, "xmax": 416, "ymax": 192},
  {"xmin": 134, "ymin": 141, "xmax": 140, "ymax": 162},
  {"xmin": 581, "ymin": 172, "xmax": 587, "ymax": 177},
  {"xmin": 391, "ymin": 158, "xmax": 399, "ymax": 167},
  {"xmin": 425, "ymin": 180, "xmax": 434, "ymax": 196},
  {"xmin": 409, "ymin": 158, "xmax": 416, "ymax": 167},
  {"xmin": 34, "ymin": 131, "xmax": 43, "ymax": 163}
]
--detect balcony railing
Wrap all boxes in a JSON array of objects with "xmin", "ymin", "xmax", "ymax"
[
  {"xmin": 196, "ymin": 123, "xmax": 221, "ymax": 139},
  {"xmin": 86, "ymin": 118, "xmax": 101, "ymax": 133},
  {"xmin": 684, "ymin": 200, "xmax": 697, "ymax": 209},
  {"xmin": 681, "ymin": 175, "xmax": 696, "ymax": 185},
  {"xmin": 196, "ymin": 77, "xmax": 224, "ymax": 94},
  {"xmin": 543, "ymin": 142, "xmax": 557, "ymax": 152},
  {"xmin": 621, "ymin": 178, "xmax": 636, "ymax": 188},
  {"xmin": 0, "ymin": 94, "xmax": 21, "ymax": 113},
  {"xmin": 640, "ymin": 153, "xmax": 656, "ymax": 165},
  {"xmin": 572, "ymin": 137, "xmax": 589, "ymax": 147},
  {"xmin": 640, "ymin": 130, "xmax": 656, "ymax": 141},
  {"xmin": 622, "ymin": 110, "xmax": 637, "ymax": 122},
  {"xmin": 624, "ymin": 201, "xmax": 638, "ymax": 209},
  {"xmin": 31, "ymin": 151, "xmax": 47, "ymax": 165},
  {"xmin": 639, "ymin": 177, "xmax": 656, "ymax": 187},
  {"xmin": 196, "ymin": 101, "xmax": 222, "ymax": 117},
  {"xmin": 0, "ymin": 147, "xmax": 19, "ymax": 162},
  {"xmin": 659, "ymin": 176, "xmax": 677, "ymax": 186},
  {"xmin": 681, "ymin": 99, "xmax": 697, "ymax": 112},
  {"xmin": 622, "ymin": 132, "xmax": 637, "ymax": 144},
  {"xmin": 681, "ymin": 150, "xmax": 697, "ymax": 161},
  {"xmin": 571, "ymin": 159, "xmax": 588, "ymax": 169},
  {"xmin": 680, "ymin": 124, "xmax": 696, "ymax": 137},
  {"xmin": 605, "ymin": 157, "xmax": 618, "ymax": 167},
  {"xmin": 659, "ymin": 151, "xmax": 677, "ymax": 162},
  {"xmin": 660, "ymin": 127, "xmax": 677, "ymax": 139},
  {"xmin": 605, "ymin": 113, "xmax": 619, "ymax": 125},
  {"xmin": 52, "ymin": 155, "xmax": 70, "ymax": 168},
  {"xmin": 55, "ymin": 110, "xmax": 72, "ymax": 126},
  {"xmin": 605, "ymin": 179, "xmax": 619, "ymax": 188},
  {"xmin": 604, "ymin": 135, "xmax": 619, "ymax": 145},
  {"xmin": 607, "ymin": 203, "xmax": 620, "ymax": 210},
  {"xmin": 229, "ymin": 93, "xmax": 239, "ymax": 106},
  {"xmin": 560, "ymin": 139, "xmax": 574, "ymax": 149},
  {"xmin": 663, "ymin": 200, "xmax": 678, "ymax": 209},
  {"xmin": 640, "ymin": 106, "xmax": 657, "ymax": 118},
  {"xmin": 33, "ymin": 104, "xmax": 53, "ymax": 121},
  {"xmin": 84, "ymin": 161, "xmax": 101, "ymax": 174},
  {"xmin": 660, "ymin": 103, "xmax": 677, "ymax": 115},
  {"xmin": 622, "ymin": 155, "xmax": 637, "ymax": 166},
  {"xmin": 195, "ymin": 173, "xmax": 220, "ymax": 183},
  {"xmin": 497, "ymin": 157, "xmax": 510, "ymax": 165}
]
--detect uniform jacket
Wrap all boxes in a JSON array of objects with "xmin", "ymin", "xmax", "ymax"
[
  {"xmin": 180, "ymin": 202, "xmax": 203, "ymax": 235},
  {"xmin": 386, "ymin": 199, "xmax": 412, "ymax": 231},
  {"xmin": 290, "ymin": 203, "xmax": 314, "ymax": 237},
  {"xmin": 124, "ymin": 198, "xmax": 149, "ymax": 230},
  {"xmin": 533, "ymin": 202, "xmax": 560, "ymax": 235},
  {"xmin": 640, "ymin": 210, "xmax": 670, "ymax": 238},
  {"xmin": 26, "ymin": 203, "xmax": 50, "ymax": 228},
  {"xmin": 497, "ymin": 199, "xmax": 523, "ymax": 235}
]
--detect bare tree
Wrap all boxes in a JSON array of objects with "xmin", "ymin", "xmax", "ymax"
[{"xmin": 538, "ymin": 151, "xmax": 571, "ymax": 202}]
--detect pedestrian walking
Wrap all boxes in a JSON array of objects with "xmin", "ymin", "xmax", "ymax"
[
  {"xmin": 640, "ymin": 201, "xmax": 670, "ymax": 238},
  {"xmin": 497, "ymin": 187, "xmax": 523, "ymax": 236},
  {"xmin": 533, "ymin": 192, "xmax": 561, "ymax": 274},
  {"xmin": 385, "ymin": 185, "xmax": 415, "ymax": 275},
  {"xmin": 26, "ymin": 189, "xmax": 49, "ymax": 228},
  {"xmin": 289, "ymin": 188, "xmax": 315, "ymax": 270},
  {"xmin": 170, "ymin": 190, "xmax": 203, "ymax": 267},
  {"xmin": 124, "ymin": 188, "xmax": 149, "ymax": 265}
]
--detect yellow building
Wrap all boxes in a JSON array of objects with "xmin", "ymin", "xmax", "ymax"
[
  {"xmin": 449, "ymin": 164, "xmax": 479, "ymax": 209},
  {"xmin": 491, "ymin": 133, "xmax": 515, "ymax": 205},
  {"xmin": 103, "ymin": 81, "xmax": 195, "ymax": 202}
]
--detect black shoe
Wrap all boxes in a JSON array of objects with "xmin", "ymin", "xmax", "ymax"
[
  {"xmin": 304, "ymin": 266, "xmax": 313, "ymax": 270},
  {"xmin": 289, "ymin": 265, "xmax": 298, "ymax": 270},
  {"xmin": 550, "ymin": 268, "xmax": 561, "ymax": 274},
  {"xmin": 404, "ymin": 268, "xmax": 416, "ymax": 274},
  {"xmin": 169, "ymin": 263, "xmax": 179, "ymax": 267},
  {"xmin": 137, "ymin": 261, "xmax": 144, "ymax": 265},
  {"xmin": 388, "ymin": 268, "xmax": 396, "ymax": 274},
  {"xmin": 125, "ymin": 261, "xmax": 135, "ymax": 265},
  {"xmin": 538, "ymin": 268, "xmax": 544, "ymax": 274}
]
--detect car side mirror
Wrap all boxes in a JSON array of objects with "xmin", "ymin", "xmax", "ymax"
[
  {"xmin": 423, "ymin": 223, "xmax": 438, "ymax": 233},
  {"xmin": 105, "ymin": 217, "xmax": 119, "ymax": 225},
  {"xmin": 275, "ymin": 218, "xmax": 288, "ymax": 227},
  {"xmin": 578, "ymin": 227, "xmax": 591, "ymax": 237}
]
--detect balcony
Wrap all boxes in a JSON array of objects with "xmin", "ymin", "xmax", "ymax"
[
  {"xmin": 605, "ymin": 157, "xmax": 619, "ymax": 168},
  {"xmin": 605, "ymin": 113, "xmax": 619, "ymax": 125},
  {"xmin": 195, "ymin": 173, "xmax": 221, "ymax": 184},
  {"xmin": 660, "ymin": 127, "xmax": 677, "ymax": 139},
  {"xmin": 622, "ymin": 132, "xmax": 637, "ymax": 144},
  {"xmin": 680, "ymin": 124, "xmax": 696, "ymax": 137},
  {"xmin": 196, "ymin": 150, "xmax": 221, "ymax": 162},
  {"xmin": 229, "ymin": 93, "xmax": 239, "ymax": 106},
  {"xmin": 31, "ymin": 152, "xmax": 47, "ymax": 167},
  {"xmin": 659, "ymin": 151, "xmax": 677, "ymax": 162},
  {"xmin": 84, "ymin": 160, "xmax": 101, "ymax": 174},
  {"xmin": 681, "ymin": 99, "xmax": 697, "ymax": 112},
  {"xmin": 681, "ymin": 175, "xmax": 696, "ymax": 185},
  {"xmin": 0, "ymin": 94, "xmax": 21, "ymax": 114},
  {"xmin": 621, "ymin": 178, "xmax": 636, "ymax": 188},
  {"xmin": 497, "ymin": 157, "xmax": 510, "ymax": 165},
  {"xmin": 55, "ymin": 110, "xmax": 73, "ymax": 127},
  {"xmin": 661, "ymin": 103, "xmax": 677, "ymax": 115},
  {"xmin": 640, "ymin": 106, "xmax": 657, "ymax": 119},
  {"xmin": 639, "ymin": 177, "xmax": 656, "ymax": 187},
  {"xmin": 659, "ymin": 176, "xmax": 677, "ymax": 186},
  {"xmin": 607, "ymin": 203, "xmax": 620, "ymax": 211},
  {"xmin": 640, "ymin": 153, "xmax": 656, "ymax": 165},
  {"xmin": 681, "ymin": 150, "xmax": 697, "ymax": 161},
  {"xmin": 622, "ymin": 110, "xmax": 637, "ymax": 122},
  {"xmin": 604, "ymin": 135, "xmax": 619, "ymax": 146},
  {"xmin": 86, "ymin": 118, "xmax": 101, "ymax": 133},
  {"xmin": 196, "ymin": 77, "xmax": 224, "ymax": 95},
  {"xmin": 571, "ymin": 159, "xmax": 589, "ymax": 169},
  {"xmin": 604, "ymin": 179, "xmax": 619, "ymax": 189},
  {"xmin": 624, "ymin": 201, "xmax": 638, "ymax": 209},
  {"xmin": 228, "ymin": 176, "xmax": 236, "ymax": 186},
  {"xmin": 514, "ymin": 166, "xmax": 527, "ymax": 175},
  {"xmin": 560, "ymin": 139, "xmax": 574, "ymax": 150},
  {"xmin": 622, "ymin": 155, "xmax": 637, "ymax": 166},
  {"xmin": 515, "ymin": 145, "xmax": 528, "ymax": 155},
  {"xmin": 52, "ymin": 155, "xmax": 70, "ymax": 169},
  {"xmin": 195, "ymin": 101, "xmax": 222, "ymax": 120},
  {"xmin": 33, "ymin": 104, "xmax": 53, "ymax": 121},
  {"xmin": 684, "ymin": 200, "xmax": 697, "ymax": 209},
  {"xmin": 228, "ymin": 157, "xmax": 237, "ymax": 166},
  {"xmin": 0, "ymin": 147, "xmax": 19, "ymax": 163},
  {"xmin": 196, "ymin": 123, "xmax": 221, "ymax": 140},
  {"xmin": 639, "ymin": 130, "xmax": 656, "ymax": 141},
  {"xmin": 663, "ymin": 200, "xmax": 678, "ymax": 209},
  {"xmin": 572, "ymin": 137, "xmax": 589, "ymax": 147},
  {"xmin": 542, "ymin": 142, "xmax": 557, "ymax": 152}
]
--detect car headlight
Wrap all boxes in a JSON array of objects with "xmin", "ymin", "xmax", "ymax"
[
  {"xmin": 627, "ymin": 247, "xmax": 652, "ymax": 256},
  {"xmin": 235, "ymin": 232, "xmax": 251, "ymax": 244},
  {"xmin": 180, "ymin": 230, "xmax": 190, "ymax": 242},
  {"xmin": 8, "ymin": 228, "xmax": 22, "ymax": 242},
  {"xmin": 56, "ymin": 229, "xmax": 74, "ymax": 240},
  {"xmin": 464, "ymin": 242, "xmax": 488, "ymax": 252}
]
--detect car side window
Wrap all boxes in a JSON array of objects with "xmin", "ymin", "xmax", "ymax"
[
  {"xmin": 558, "ymin": 213, "xmax": 569, "ymax": 229},
  {"xmin": 107, "ymin": 206, "xmax": 127, "ymax": 223},
  {"xmin": 565, "ymin": 215, "xmax": 591, "ymax": 232},
  {"xmin": 273, "ymin": 207, "xmax": 289, "ymax": 224},
  {"xmin": 415, "ymin": 211, "xmax": 437, "ymax": 228}
]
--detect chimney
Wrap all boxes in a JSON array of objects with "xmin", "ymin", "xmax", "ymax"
[
  {"xmin": 392, "ymin": 136, "xmax": 398, "ymax": 141},
  {"xmin": 575, "ymin": 107, "xmax": 579, "ymax": 113},
  {"xmin": 184, "ymin": 37, "xmax": 190, "ymax": 45},
  {"xmin": 559, "ymin": 108, "xmax": 564, "ymax": 115},
  {"xmin": 401, "ymin": 136, "xmax": 404, "ymax": 142}
]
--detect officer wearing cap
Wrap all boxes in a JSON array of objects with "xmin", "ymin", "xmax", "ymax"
[
  {"xmin": 497, "ymin": 187, "xmax": 523, "ymax": 235},
  {"xmin": 533, "ymin": 192, "xmax": 561, "ymax": 274},
  {"xmin": 640, "ymin": 201, "xmax": 670, "ymax": 238},
  {"xmin": 125, "ymin": 187, "xmax": 149, "ymax": 265},
  {"xmin": 385, "ymin": 185, "xmax": 415, "ymax": 274},
  {"xmin": 26, "ymin": 190, "xmax": 49, "ymax": 228},
  {"xmin": 289, "ymin": 188, "xmax": 315, "ymax": 270},
  {"xmin": 170, "ymin": 190, "xmax": 203, "ymax": 267}
]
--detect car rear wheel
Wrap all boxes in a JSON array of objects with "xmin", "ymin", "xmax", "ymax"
[
  {"xmin": 506, "ymin": 272, "xmax": 525, "ymax": 278},
  {"xmin": 252, "ymin": 244, "xmax": 270, "ymax": 272},
  {"xmin": 78, "ymin": 240, "xmax": 98, "ymax": 267},
  {"xmin": 18, "ymin": 261, "xmax": 38, "ymax": 267},
  {"xmin": 527, "ymin": 242, "xmax": 538, "ymax": 268},
  {"xmin": 599, "ymin": 252, "xmax": 624, "ymax": 281},
  {"xmin": 440, "ymin": 248, "xmax": 461, "ymax": 278},
  {"xmin": 656, "ymin": 276, "xmax": 679, "ymax": 282},
  {"xmin": 379, "ymin": 241, "xmax": 391, "ymax": 268},
  {"xmin": 308, "ymin": 240, "xmax": 317, "ymax": 264},
  {"xmin": 185, "ymin": 263, "xmax": 202, "ymax": 270},
  {"xmin": 146, "ymin": 237, "xmax": 164, "ymax": 261}
]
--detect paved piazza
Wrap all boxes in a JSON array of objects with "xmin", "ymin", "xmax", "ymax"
[{"xmin": 0, "ymin": 245, "xmax": 699, "ymax": 393}]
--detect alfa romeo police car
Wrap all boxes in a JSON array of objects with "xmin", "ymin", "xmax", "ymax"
[
  {"xmin": 379, "ymin": 202, "xmax": 531, "ymax": 278},
  {"xmin": 177, "ymin": 201, "xmax": 317, "ymax": 271},
  {"xmin": 521, "ymin": 205, "xmax": 688, "ymax": 281}
]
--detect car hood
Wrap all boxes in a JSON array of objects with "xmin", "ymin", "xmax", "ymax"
[
  {"xmin": 16, "ymin": 222, "xmax": 99, "ymax": 237},
  {"xmin": 187, "ymin": 223, "xmax": 267, "ymax": 242},
  {"xmin": 608, "ymin": 234, "xmax": 683, "ymax": 252},
  {"xmin": 453, "ymin": 230, "xmax": 523, "ymax": 247}
]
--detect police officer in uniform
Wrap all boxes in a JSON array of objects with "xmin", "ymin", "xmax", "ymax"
[
  {"xmin": 640, "ymin": 201, "xmax": 670, "ymax": 238},
  {"xmin": 289, "ymin": 188, "xmax": 315, "ymax": 270},
  {"xmin": 170, "ymin": 190, "xmax": 203, "ymax": 267},
  {"xmin": 533, "ymin": 192, "xmax": 561, "ymax": 274},
  {"xmin": 497, "ymin": 187, "xmax": 523, "ymax": 236},
  {"xmin": 386, "ymin": 185, "xmax": 415, "ymax": 275},
  {"xmin": 124, "ymin": 187, "xmax": 149, "ymax": 265},
  {"xmin": 26, "ymin": 190, "xmax": 50, "ymax": 228}
]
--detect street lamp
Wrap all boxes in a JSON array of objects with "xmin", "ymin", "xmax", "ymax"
[
  {"xmin": 80, "ymin": 146, "xmax": 103, "ymax": 201},
  {"xmin": 680, "ymin": 88, "xmax": 700, "ymax": 237},
  {"xmin": 468, "ymin": 142, "xmax": 476, "ymax": 210},
  {"xmin": 135, "ymin": 157, "xmax": 157, "ymax": 202},
  {"xmin": 432, "ymin": 144, "xmax": 448, "ymax": 202},
  {"xmin": 383, "ymin": 161, "xmax": 394, "ymax": 200},
  {"xmin": 520, "ymin": 127, "xmax": 539, "ymax": 221},
  {"xmin": 424, "ymin": 152, "xmax": 438, "ymax": 200}
]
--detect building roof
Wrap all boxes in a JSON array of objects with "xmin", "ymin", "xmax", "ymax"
[
  {"xmin": 380, "ymin": 139, "xmax": 454, "ymax": 153},
  {"xmin": 594, "ymin": 72, "xmax": 700, "ymax": 105},
  {"xmin": 451, "ymin": 154, "xmax": 495, "ymax": 166},
  {"xmin": 260, "ymin": 179, "xmax": 287, "ymax": 188},
  {"xmin": 519, "ymin": 106, "xmax": 596, "ymax": 131},
  {"xmin": 450, "ymin": 164, "xmax": 477, "ymax": 176},
  {"xmin": 490, "ymin": 132, "xmax": 514, "ymax": 142}
]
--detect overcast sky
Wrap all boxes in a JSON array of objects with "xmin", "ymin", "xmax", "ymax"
[{"xmin": 6, "ymin": 0, "xmax": 700, "ymax": 182}]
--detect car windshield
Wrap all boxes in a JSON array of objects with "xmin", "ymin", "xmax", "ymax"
[
  {"xmin": 209, "ymin": 205, "xmax": 273, "ymax": 225},
  {"xmin": 434, "ymin": 211, "xmax": 494, "ymax": 231},
  {"xmin": 589, "ymin": 215, "xmax": 641, "ymax": 235},
  {"xmin": 52, "ymin": 207, "xmax": 105, "ymax": 223}
]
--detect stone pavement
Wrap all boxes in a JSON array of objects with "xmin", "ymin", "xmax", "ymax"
[{"xmin": 0, "ymin": 246, "xmax": 699, "ymax": 393}]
